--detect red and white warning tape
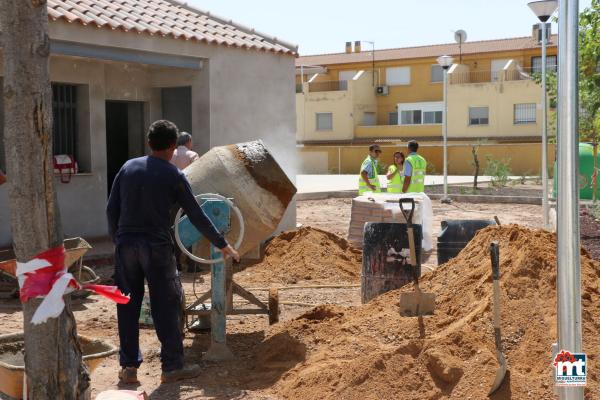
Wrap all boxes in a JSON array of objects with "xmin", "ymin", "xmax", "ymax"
[{"xmin": 16, "ymin": 245, "xmax": 129, "ymax": 325}]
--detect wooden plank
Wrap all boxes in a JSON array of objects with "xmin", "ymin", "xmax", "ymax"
[{"xmin": 232, "ymin": 281, "xmax": 268, "ymax": 310}]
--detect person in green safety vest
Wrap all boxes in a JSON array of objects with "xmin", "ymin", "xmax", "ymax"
[
  {"xmin": 358, "ymin": 144, "xmax": 382, "ymax": 195},
  {"xmin": 402, "ymin": 140, "xmax": 427, "ymax": 193},
  {"xmin": 386, "ymin": 151, "xmax": 405, "ymax": 193}
]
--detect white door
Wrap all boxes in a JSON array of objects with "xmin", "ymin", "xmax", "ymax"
[{"xmin": 491, "ymin": 59, "xmax": 510, "ymax": 81}]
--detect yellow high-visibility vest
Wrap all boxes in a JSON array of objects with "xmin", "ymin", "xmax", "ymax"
[
  {"xmin": 358, "ymin": 156, "xmax": 381, "ymax": 195},
  {"xmin": 387, "ymin": 165, "xmax": 404, "ymax": 193},
  {"xmin": 406, "ymin": 154, "xmax": 427, "ymax": 193}
]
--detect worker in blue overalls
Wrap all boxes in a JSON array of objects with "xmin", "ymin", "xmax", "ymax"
[{"xmin": 107, "ymin": 120, "xmax": 239, "ymax": 385}]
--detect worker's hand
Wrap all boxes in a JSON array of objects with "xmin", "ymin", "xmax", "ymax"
[
  {"xmin": 220, "ymin": 244, "xmax": 240, "ymax": 262},
  {"xmin": 369, "ymin": 184, "xmax": 377, "ymax": 191}
]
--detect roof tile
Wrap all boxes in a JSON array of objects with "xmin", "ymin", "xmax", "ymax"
[
  {"xmin": 297, "ymin": 35, "xmax": 558, "ymax": 66},
  {"xmin": 47, "ymin": 0, "xmax": 296, "ymax": 55}
]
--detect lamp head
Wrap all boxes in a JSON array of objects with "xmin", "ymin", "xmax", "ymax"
[
  {"xmin": 527, "ymin": 0, "xmax": 558, "ymax": 22},
  {"xmin": 437, "ymin": 55, "xmax": 454, "ymax": 69}
]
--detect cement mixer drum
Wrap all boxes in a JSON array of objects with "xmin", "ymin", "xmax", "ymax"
[{"xmin": 183, "ymin": 140, "xmax": 296, "ymax": 255}]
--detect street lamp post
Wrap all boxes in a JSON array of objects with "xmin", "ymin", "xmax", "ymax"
[
  {"xmin": 361, "ymin": 41, "xmax": 376, "ymax": 87},
  {"xmin": 528, "ymin": 0, "xmax": 558, "ymax": 230},
  {"xmin": 437, "ymin": 55, "xmax": 454, "ymax": 204},
  {"xmin": 555, "ymin": 0, "xmax": 583, "ymax": 398}
]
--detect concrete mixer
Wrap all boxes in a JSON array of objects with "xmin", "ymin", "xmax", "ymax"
[{"xmin": 173, "ymin": 140, "xmax": 296, "ymax": 360}]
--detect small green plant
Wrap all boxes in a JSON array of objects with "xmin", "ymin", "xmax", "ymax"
[
  {"xmin": 484, "ymin": 155, "xmax": 512, "ymax": 188},
  {"xmin": 520, "ymin": 170, "xmax": 532, "ymax": 185},
  {"xmin": 588, "ymin": 201, "xmax": 600, "ymax": 220}
]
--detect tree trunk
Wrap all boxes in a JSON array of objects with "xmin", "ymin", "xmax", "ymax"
[
  {"xmin": 1, "ymin": 1, "xmax": 90, "ymax": 398},
  {"xmin": 472, "ymin": 146, "xmax": 479, "ymax": 190}
]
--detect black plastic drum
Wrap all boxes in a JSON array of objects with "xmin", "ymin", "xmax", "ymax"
[
  {"xmin": 437, "ymin": 219, "xmax": 496, "ymax": 265},
  {"xmin": 361, "ymin": 222, "xmax": 422, "ymax": 303}
]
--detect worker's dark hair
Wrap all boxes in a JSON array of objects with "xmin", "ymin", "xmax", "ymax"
[
  {"xmin": 177, "ymin": 132, "xmax": 193, "ymax": 147},
  {"xmin": 369, "ymin": 144, "xmax": 381, "ymax": 152},
  {"xmin": 147, "ymin": 120, "xmax": 179, "ymax": 151},
  {"xmin": 408, "ymin": 140, "xmax": 419, "ymax": 152},
  {"xmin": 393, "ymin": 151, "xmax": 405, "ymax": 158}
]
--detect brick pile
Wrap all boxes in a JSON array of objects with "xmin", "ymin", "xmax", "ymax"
[{"xmin": 347, "ymin": 195, "xmax": 424, "ymax": 248}]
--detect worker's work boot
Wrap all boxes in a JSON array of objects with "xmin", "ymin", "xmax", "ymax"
[
  {"xmin": 118, "ymin": 367, "xmax": 139, "ymax": 384},
  {"xmin": 161, "ymin": 364, "xmax": 202, "ymax": 383}
]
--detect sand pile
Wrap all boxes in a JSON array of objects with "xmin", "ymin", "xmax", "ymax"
[
  {"xmin": 257, "ymin": 225, "xmax": 600, "ymax": 399},
  {"xmin": 236, "ymin": 227, "xmax": 361, "ymax": 285}
]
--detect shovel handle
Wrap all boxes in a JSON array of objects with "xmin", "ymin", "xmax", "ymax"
[
  {"xmin": 490, "ymin": 241, "xmax": 502, "ymax": 352},
  {"xmin": 490, "ymin": 241, "xmax": 500, "ymax": 281},
  {"xmin": 399, "ymin": 198, "xmax": 415, "ymax": 226}
]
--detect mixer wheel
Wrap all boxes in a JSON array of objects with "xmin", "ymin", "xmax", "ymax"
[{"xmin": 268, "ymin": 287, "xmax": 279, "ymax": 325}]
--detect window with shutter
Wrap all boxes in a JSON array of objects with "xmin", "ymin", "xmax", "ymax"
[{"xmin": 514, "ymin": 103, "xmax": 536, "ymax": 124}]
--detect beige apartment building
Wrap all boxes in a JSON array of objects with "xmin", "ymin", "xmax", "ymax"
[{"xmin": 296, "ymin": 30, "xmax": 558, "ymax": 175}]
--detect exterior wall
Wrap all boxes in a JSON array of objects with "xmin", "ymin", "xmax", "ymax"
[
  {"xmin": 296, "ymin": 44, "xmax": 557, "ymax": 137},
  {"xmin": 0, "ymin": 21, "xmax": 296, "ymax": 246},
  {"xmin": 355, "ymin": 124, "xmax": 441, "ymax": 139},
  {"xmin": 298, "ymin": 143, "xmax": 555, "ymax": 176},
  {"xmin": 296, "ymin": 72, "xmax": 376, "ymax": 142},
  {"xmin": 447, "ymin": 78, "xmax": 543, "ymax": 138}
]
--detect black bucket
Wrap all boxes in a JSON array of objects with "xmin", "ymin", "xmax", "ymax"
[
  {"xmin": 437, "ymin": 220, "xmax": 496, "ymax": 265},
  {"xmin": 362, "ymin": 222, "xmax": 422, "ymax": 303}
]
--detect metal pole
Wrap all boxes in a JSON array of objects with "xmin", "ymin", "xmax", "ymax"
[
  {"xmin": 441, "ymin": 66, "xmax": 450, "ymax": 203},
  {"xmin": 541, "ymin": 22, "xmax": 549, "ymax": 229},
  {"xmin": 372, "ymin": 42, "xmax": 375, "ymax": 87},
  {"xmin": 556, "ymin": 0, "xmax": 583, "ymax": 398},
  {"xmin": 204, "ymin": 244, "xmax": 234, "ymax": 361}
]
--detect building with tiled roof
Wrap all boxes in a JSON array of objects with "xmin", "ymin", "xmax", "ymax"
[
  {"xmin": 0, "ymin": 0, "xmax": 298, "ymax": 245},
  {"xmin": 297, "ymin": 35, "xmax": 555, "ymax": 66},
  {"xmin": 295, "ymin": 32, "xmax": 558, "ymax": 176},
  {"xmin": 47, "ymin": 0, "xmax": 297, "ymax": 55}
]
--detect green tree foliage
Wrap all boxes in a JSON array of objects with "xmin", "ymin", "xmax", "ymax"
[
  {"xmin": 532, "ymin": 1, "xmax": 599, "ymax": 142},
  {"xmin": 579, "ymin": 0, "xmax": 600, "ymax": 142}
]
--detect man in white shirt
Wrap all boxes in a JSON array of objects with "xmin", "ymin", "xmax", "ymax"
[{"xmin": 170, "ymin": 132, "xmax": 199, "ymax": 170}]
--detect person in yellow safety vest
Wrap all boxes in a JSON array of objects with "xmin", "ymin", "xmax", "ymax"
[
  {"xmin": 358, "ymin": 144, "xmax": 382, "ymax": 195},
  {"xmin": 402, "ymin": 140, "xmax": 427, "ymax": 193},
  {"xmin": 386, "ymin": 152, "xmax": 405, "ymax": 193}
]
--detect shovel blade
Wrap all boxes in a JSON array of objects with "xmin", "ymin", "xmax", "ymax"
[
  {"xmin": 399, "ymin": 292, "xmax": 436, "ymax": 316},
  {"xmin": 488, "ymin": 352, "xmax": 507, "ymax": 395}
]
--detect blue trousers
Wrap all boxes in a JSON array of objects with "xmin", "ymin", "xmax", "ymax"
[{"xmin": 114, "ymin": 235, "xmax": 184, "ymax": 372}]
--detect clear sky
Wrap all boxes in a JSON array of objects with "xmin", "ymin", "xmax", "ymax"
[{"xmin": 190, "ymin": 0, "xmax": 592, "ymax": 55}]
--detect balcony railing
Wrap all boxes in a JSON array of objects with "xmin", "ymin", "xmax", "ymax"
[
  {"xmin": 449, "ymin": 68, "xmax": 539, "ymax": 84},
  {"xmin": 449, "ymin": 70, "xmax": 494, "ymax": 84},
  {"xmin": 308, "ymin": 80, "xmax": 348, "ymax": 92}
]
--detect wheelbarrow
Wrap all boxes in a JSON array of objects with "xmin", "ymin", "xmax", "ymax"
[
  {"xmin": 0, "ymin": 237, "xmax": 99, "ymax": 299},
  {"xmin": 0, "ymin": 332, "xmax": 118, "ymax": 399}
]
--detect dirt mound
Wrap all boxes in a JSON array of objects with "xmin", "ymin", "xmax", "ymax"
[
  {"xmin": 236, "ymin": 227, "xmax": 361, "ymax": 284},
  {"xmin": 260, "ymin": 225, "xmax": 600, "ymax": 399},
  {"xmin": 580, "ymin": 207, "xmax": 600, "ymax": 260}
]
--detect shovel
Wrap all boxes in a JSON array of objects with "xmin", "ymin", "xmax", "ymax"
[
  {"xmin": 398, "ymin": 198, "xmax": 435, "ymax": 316},
  {"xmin": 489, "ymin": 241, "xmax": 507, "ymax": 395}
]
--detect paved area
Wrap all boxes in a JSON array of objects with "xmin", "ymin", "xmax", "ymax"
[{"xmin": 296, "ymin": 174, "xmax": 525, "ymax": 193}]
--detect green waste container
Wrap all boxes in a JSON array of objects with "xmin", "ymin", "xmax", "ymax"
[{"xmin": 553, "ymin": 143, "xmax": 600, "ymax": 200}]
